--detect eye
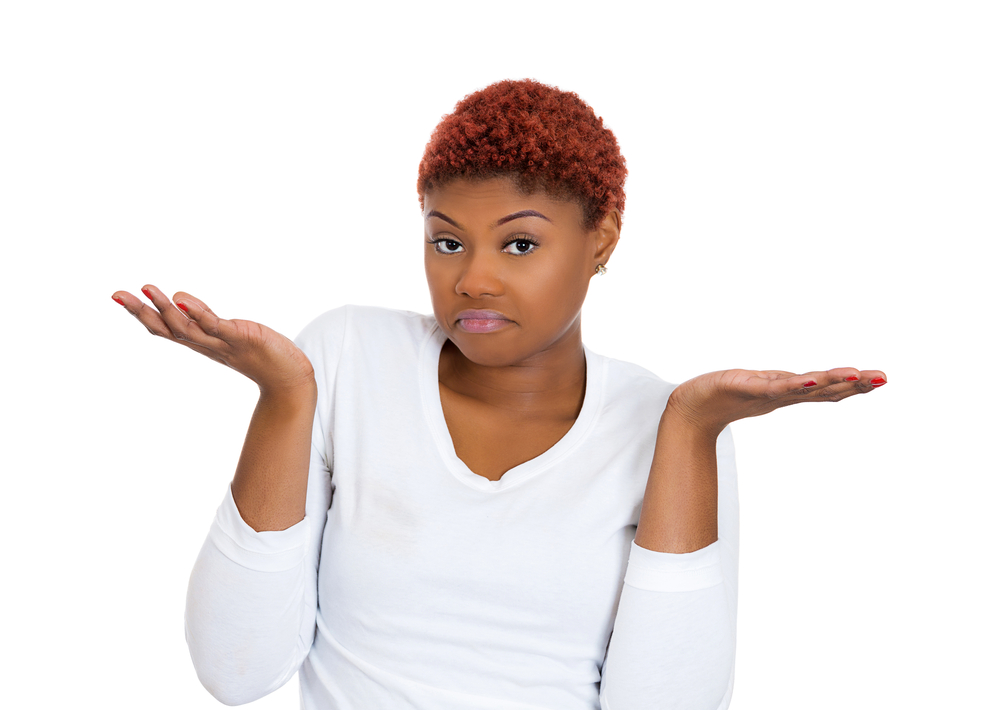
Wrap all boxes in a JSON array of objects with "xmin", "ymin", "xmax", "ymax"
[
  {"xmin": 502, "ymin": 237, "xmax": 539, "ymax": 256},
  {"xmin": 429, "ymin": 238, "xmax": 464, "ymax": 254}
]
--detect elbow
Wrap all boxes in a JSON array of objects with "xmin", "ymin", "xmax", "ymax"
[
  {"xmin": 187, "ymin": 649, "xmax": 269, "ymax": 706},
  {"xmin": 189, "ymin": 652, "xmax": 291, "ymax": 706},
  {"xmin": 184, "ymin": 561, "xmax": 310, "ymax": 705},
  {"xmin": 197, "ymin": 677, "xmax": 266, "ymax": 707},
  {"xmin": 185, "ymin": 621, "xmax": 300, "ymax": 706},
  {"xmin": 200, "ymin": 684, "xmax": 252, "ymax": 707}
]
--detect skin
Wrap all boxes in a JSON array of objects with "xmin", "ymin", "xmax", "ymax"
[
  {"xmin": 111, "ymin": 284, "xmax": 317, "ymax": 531},
  {"xmin": 423, "ymin": 178, "xmax": 619, "ymax": 481},
  {"xmin": 112, "ymin": 175, "xmax": 887, "ymax": 548}
]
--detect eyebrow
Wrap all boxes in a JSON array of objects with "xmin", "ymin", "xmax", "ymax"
[
  {"xmin": 495, "ymin": 210, "xmax": 552, "ymax": 226},
  {"xmin": 426, "ymin": 210, "xmax": 463, "ymax": 229},
  {"xmin": 425, "ymin": 209, "xmax": 552, "ymax": 230}
]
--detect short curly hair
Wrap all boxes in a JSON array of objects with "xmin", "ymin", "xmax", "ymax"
[{"xmin": 417, "ymin": 79, "xmax": 627, "ymax": 229}]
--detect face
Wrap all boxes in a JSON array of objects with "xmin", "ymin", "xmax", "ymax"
[{"xmin": 423, "ymin": 176, "xmax": 619, "ymax": 369}]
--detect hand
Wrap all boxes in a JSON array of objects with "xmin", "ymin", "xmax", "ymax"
[
  {"xmin": 112, "ymin": 284, "xmax": 315, "ymax": 396},
  {"xmin": 666, "ymin": 367, "xmax": 887, "ymax": 438}
]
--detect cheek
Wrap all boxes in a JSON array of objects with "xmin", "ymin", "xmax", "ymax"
[
  {"xmin": 425, "ymin": 261, "xmax": 458, "ymax": 323},
  {"xmin": 522, "ymin": 265, "xmax": 588, "ymax": 312},
  {"xmin": 424, "ymin": 257, "xmax": 449, "ymax": 292}
]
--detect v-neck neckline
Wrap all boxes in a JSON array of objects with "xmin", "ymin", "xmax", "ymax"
[{"xmin": 418, "ymin": 319, "xmax": 604, "ymax": 492}]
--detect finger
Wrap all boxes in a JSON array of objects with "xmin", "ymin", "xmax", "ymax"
[
  {"xmin": 172, "ymin": 292, "xmax": 227, "ymax": 342},
  {"xmin": 788, "ymin": 367, "xmax": 887, "ymax": 403},
  {"xmin": 826, "ymin": 367, "xmax": 861, "ymax": 382},
  {"xmin": 141, "ymin": 284, "xmax": 193, "ymax": 337},
  {"xmin": 859, "ymin": 370, "xmax": 888, "ymax": 390},
  {"xmin": 172, "ymin": 291, "xmax": 218, "ymax": 318},
  {"xmin": 758, "ymin": 370, "xmax": 796, "ymax": 380},
  {"xmin": 113, "ymin": 289, "xmax": 231, "ymax": 367},
  {"xmin": 814, "ymin": 368, "xmax": 887, "ymax": 394},
  {"xmin": 803, "ymin": 369, "xmax": 865, "ymax": 402},
  {"xmin": 777, "ymin": 370, "xmax": 830, "ymax": 393},
  {"xmin": 754, "ymin": 369, "xmax": 845, "ymax": 405},
  {"xmin": 140, "ymin": 284, "xmax": 221, "ymax": 349},
  {"xmin": 112, "ymin": 290, "xmax": 142, "ymax": 313},
  {"xmin": 113, "ymin": 289, "xmax": 175, "ymax": 339}
]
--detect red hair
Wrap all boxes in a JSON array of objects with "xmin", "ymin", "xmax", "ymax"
[{"xmin": 417, "ymin": 79, "xmax": 627, "ymax": 229}]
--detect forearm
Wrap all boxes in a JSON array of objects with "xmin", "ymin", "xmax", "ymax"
[
  {"xmin": 187, "ymin": 486, "xmax": 316, "ymax": 704},
  {"xmin": 602, "ymin": 426, "xmax": 738, "ymax": 708},
  {"xmin": 634, "ymin": 402, "xmax": 719, "ymax": 553},
  {"xmin": 231, "ymin": 383, "xmax": 317, "ymax": 531}
]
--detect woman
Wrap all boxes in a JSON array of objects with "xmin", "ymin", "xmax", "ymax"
[{"xmin": 112, "ymin": 79, "xmax": 885, "ymax": 709}]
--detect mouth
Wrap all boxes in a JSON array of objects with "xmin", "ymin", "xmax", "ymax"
[{"xmin": 455, "ymin": 309, "xmax": 513, "ymax": 334}]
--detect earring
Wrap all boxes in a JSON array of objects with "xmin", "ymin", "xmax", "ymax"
[{"xmin": 595, "ymin": 264, "xmax": 608, "ymax": 276}]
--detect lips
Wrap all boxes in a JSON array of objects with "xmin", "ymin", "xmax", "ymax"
[{"xmin": 455, "ymin": 309, "xmax": 513, "ymax": 334}]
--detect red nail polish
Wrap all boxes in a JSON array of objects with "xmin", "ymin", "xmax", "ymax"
[
  {"xmin": 112, "ymin": 296, "xmax": 125, "ymax": 306},
  {"xmin": 803, "ymin": 380, "xmax": 817, "ymax": 387},
  {"xmin": 846, "ymin": 375, "xmax": 860, "ymax": 382},
  {"xmin": 176, "ymin": 302, "xmax": 189, "ymax": 313},
  {"xmin": 141, "ymin": 288, "xmax": 152, "ymax": 298},
  {"xmin": 871, "ymin": 377, "xmax": 886, "ymax": 386}
]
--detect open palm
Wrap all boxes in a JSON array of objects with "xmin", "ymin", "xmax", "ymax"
[
  {"xmin": 112, "ymin": 284, "xmax": 314, "ymax": 395},
  {"xmin": 667, "ymin": 367, "xmax": 887, "ymax": 436}
]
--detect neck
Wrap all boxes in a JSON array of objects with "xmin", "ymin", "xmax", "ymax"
[{"xmin": 438, "ymin": 323, "xmax": 587, "ymax": 418}]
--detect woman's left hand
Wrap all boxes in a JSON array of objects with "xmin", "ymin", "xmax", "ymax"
[{"xmin": 666, "ymin": 368, "xmax": 887, "ymax": 438}]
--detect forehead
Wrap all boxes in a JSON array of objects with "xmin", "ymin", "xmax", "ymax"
[{"xmin": 423, "ymin": 177, "xmax": 586, "ymax": 228}]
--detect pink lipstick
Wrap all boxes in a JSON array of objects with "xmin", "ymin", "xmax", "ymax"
[{"xmin": 456, "ymin": 309, "xmax": 512, "ymax": 333}]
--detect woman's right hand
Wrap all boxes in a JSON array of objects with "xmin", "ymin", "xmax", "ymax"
[{"xmin": 112, "ymin": 284, "xmax": 315, "ymax": 397}]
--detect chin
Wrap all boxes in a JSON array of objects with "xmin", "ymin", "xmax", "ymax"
[{"xmin": 447, "ymin": 330, "xmax": 530, "ymax": 368}]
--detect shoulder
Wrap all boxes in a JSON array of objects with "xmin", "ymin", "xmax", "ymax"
[
  {"xmin": 295, "ymin": 305, "xmax": 438, "ymax": 375},
  {"xmin": 296, "ymin": 305, "xmax": 436, "ymax": 347},
  {"xmin": 593, "ymin": 351, "xmax": 677, "ymax": 412},
  {"xmin": 593, "ymin": 351, "xmax": 737, "ymax": 457}
]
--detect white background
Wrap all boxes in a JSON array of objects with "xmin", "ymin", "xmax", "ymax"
[{"xmin": 2, "ymin": 1, "xmax": 996, "ymax": 707}]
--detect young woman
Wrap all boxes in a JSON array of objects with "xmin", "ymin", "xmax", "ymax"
[{"xmin": 113, "ymin": 79, "xmax": 885, "ymax": 709}]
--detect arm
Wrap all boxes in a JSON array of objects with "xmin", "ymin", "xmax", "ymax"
[
  {"xmin": 634, "ymin": 404, "xmax": 722, "ymax": 554},
  {"xmin": 230, "ymin": 383, "xmax": 317, "ymax": 532},
  {"xmin": 600, "ymin": 424, "xmax": 738, "ymax": 710},
  {"xmin": 601, "ymin": 367, "xmax": 886, "ymax": 709},
  {"xmin": 113, "ymin": 285, "xmax": 329, "ymax": 703},
  {"xmin": 114, "ymin": 284, "xmax": 318, "ymax": 530},
  {"xmin": 185, "ymin": 430, "xmax": 331, "ymax": 705},
  {"xmin": 187, "ymin": 367, "xmax": 321, "ymax": 703},
  {"xmin": 636, "ymin": 367, "xmax": 885, "ymax": 554}
]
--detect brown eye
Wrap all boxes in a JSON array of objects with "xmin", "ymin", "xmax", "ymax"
[
  {"xmin": 432, "ymin": 239, "xmax": 463, "ymax": 254},
  {"xmin": 502, "ymin": 237, "xmax": 539, "ymax": 256}
]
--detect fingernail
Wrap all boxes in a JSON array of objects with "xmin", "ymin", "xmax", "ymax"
[
  {"xmin": 871, "ymin": 377, "xmax": 886, "ymax": 386},
  {"xmin": 846, "ymin": 375, "xmax": 860, "ymax": 382},
  {"xmin": 112, "ymin": 296, "xmax": 125, "ymax": 306},
  {"xmin": 803, "ymin": 380, "xmax": 817, "ymax": 387},
  {"xmin": 141, "ymin": 288, "xmax": 152, "ymax": 298},
  {"xmin": 176, "ymin": 301, "xmax": 189, "ymax": 313}
]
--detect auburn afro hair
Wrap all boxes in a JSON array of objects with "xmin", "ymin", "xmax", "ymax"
[{"xmin": 417, "ymin": 79, "xmax": 627, "ymax": 229}]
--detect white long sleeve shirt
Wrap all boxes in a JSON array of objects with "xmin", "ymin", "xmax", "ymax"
[{"xmin": 185, "ymin": 305, "xmax": 739, "ymax": 709}]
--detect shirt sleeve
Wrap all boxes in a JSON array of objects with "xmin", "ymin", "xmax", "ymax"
[
  {"xmin": 183, "ymin": 310, "xmax": 343, "ymax": 706},
  {"xmin": 599, "ymin": 425, "xmax": 739, "ymax": 710}
]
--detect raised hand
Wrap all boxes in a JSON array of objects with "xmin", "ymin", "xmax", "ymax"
[
  {"xmin": 666, "ymin": 367, "xmax": 887, "ymax": 438},
  {"xmin": 112, "ymin": 284, "xmax": 315, "ymax": 396},
  {"xmin": 636, "ymin": 367, "xmax": 887, "ymax": 553}
]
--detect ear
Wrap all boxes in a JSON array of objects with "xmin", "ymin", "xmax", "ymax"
[{"xmin": 590, "ymin": 209, "xmax": 621, "ymax": 274}]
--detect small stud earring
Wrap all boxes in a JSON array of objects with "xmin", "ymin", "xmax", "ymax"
[{"xmin": 595, "ymin": 264, "xmax": 607, "ymax": 275}]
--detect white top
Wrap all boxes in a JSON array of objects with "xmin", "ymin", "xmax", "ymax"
[{"xmin": 185, "ymin": 306, "xmax": 740, "ymax": 709}]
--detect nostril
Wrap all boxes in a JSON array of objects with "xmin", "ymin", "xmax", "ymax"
[{"xmin": 455, "ymin": 265, "xmax": 503, "ymax": 299}]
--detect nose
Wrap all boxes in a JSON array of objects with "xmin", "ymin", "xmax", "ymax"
[{"xmin": 455, "ymin": 251, "xmax": 504, "ymax": 299}]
